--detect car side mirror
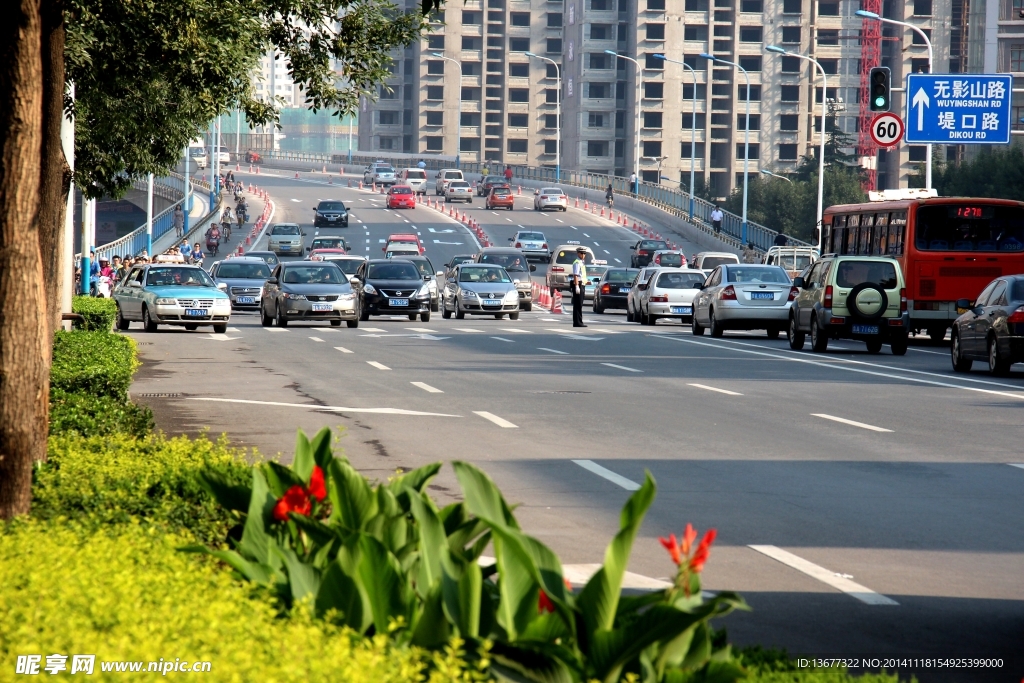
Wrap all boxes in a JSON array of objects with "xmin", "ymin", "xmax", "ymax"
[
  {"xmin": 424, "ymin": 275, "xmax": 431, "ymax": 281},
  {"xmin": 630, "ymin": 244, "xmax": 637, "ymax": 250},
  {"xmin": 691, "ymin": 282, "xmax": 703, "ymax": 290},
  {"xmin": 956, "ymin": 298, "xmax": 972, "ymax": 310},
  {"xmin": 508, "ymin": 237, "xmax": 514, "ymax": 241},
  {"xmin": 129, "ymin": 280, "xmax": 141, "ymax": 288},
  {"xmin": 217, "ymin": 282, "xmax": 227, "ymax": 291},
  {"xmin": 435, "ymin": 270, "xmax": 445, "ymax": 276},
  {"xmin": 266, "ymin": 277, "xmax": 278, "ymax": 285},
  {"xmin": 530, "ymin": 264, "xmax": 537, "ymax": 272},
  {"xmin": 792, "ymin": 276, "xmax": 805, "ymax": 288}
]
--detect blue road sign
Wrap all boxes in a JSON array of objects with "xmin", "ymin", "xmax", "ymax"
[{"xmin": 904, "ymin": 74, "xmax": 1012, "ymax": 144}]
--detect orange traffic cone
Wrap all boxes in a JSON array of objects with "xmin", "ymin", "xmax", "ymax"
[
  {"xmin": 294, "ymin": 171, "xmax": 299, "ymax": 179},
  {"xmin": 552, "ymin": 290, "xmax": 564, "ymax": 314}
]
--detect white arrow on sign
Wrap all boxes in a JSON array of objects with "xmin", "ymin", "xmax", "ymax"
[
  {"xmin": 426, "ymin": 227, "xmax": 455, "ymax": 233},
  {"xmin": 912, "ymin": 87, "xmax": 930, "ymax": 131}
]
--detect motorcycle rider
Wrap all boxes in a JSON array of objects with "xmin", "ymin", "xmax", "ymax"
[
  {"xmin": 190, "ymin": 242, "xmax": 204, "ymax": 266},
  {"xmin": 205, "ymin": 223, "xmax": 222, "ymax": 255}
]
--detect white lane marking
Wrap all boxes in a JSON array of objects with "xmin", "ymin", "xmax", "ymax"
[
  {"xmin": 555, "ymin": 218, "xmax": 564, "ymax": 223},
  {"xmin": 291, "ymin": 198, "xmax": 301, "ymax": 202},
  {"xmin": 604, "ymin": 249, "xmax": 611, "ymax": 254},
  {"xmin": 614, "ymin": 258, "xmax": 622, "ymax": 263},
  {"xmin": 362, "ymin": 327, "xmax": 387, "ymax": 332},
  {"xmin": 491, "ymin": 336, "xmax": 514, "ymax": 342},
  {"xmin": 227, "ymin": 327, "xmax": 240, "ymax": 332},
  {"xmin": 309, "ymin": 336, "xmax": 325, "ymax": 342},
  {"xmin": 474, "ymin": 411, "xmax": 518, "ymax": 428},
  {"xmin": 907, "ymin": 346, "xmax": 947, "ymax": 355},
  {"xmin": 365, "ymin": 247, "xmax": 369, "ymax": 251},
  {"xmin": 454, "ymin": 328, "xmax": 483, "ymax": 332},
  {"xmin": 601, "ymin": 362, "xmax": 642, "ymax": 372},
  {"xmin": 1009, "ymin": 464, "xmax": 1024, "ymax": 470},
  {"xmin": 186, "ymin": 397, "xmax": 458, "ymax": 417},
  {"xmin": 500, "ymin": 328, "xmax": 533, "ymax": 334},
  {"xmin": 593, "ymin": 241, "xmax": 600, "ymax": 246},
  {"xmin": 538, "ymin": 347, "xmax": 569, "ymax": 354},
  {"xmin": 334, "ymin": 346, "xmax": 353, "ymax": 353},
  {"xmin": 812, "ymin": 413, "xmax": 892, "ymax": 432},
  {"xmin": 748, "ymin": 545, "xmax": 899, "ymax": 606},
  {"xmin": 572, "ymin": 226, "xmax": 578, "ymax": 230},
  {"xmin": 572, "ymin": 459, "xmax": 640, "ymax": 491},
  {"xmin": 688, "ymin": 383, "xmax": 743, "ymax": 396},
  {"xmin": 264, "ymin": 328, "xmax": 288, "ymax": 332},
  {"xmin": 406, "ymin": 327, "xmax": 433, "ymax": 333},
  {"xmin": 583, "ymin": 233, "xmax": 591, "ymax": 238},
  {"xmin": 541, "ymin": 318, "xmax": 557, "ymax": 322},
  {"xmin": 367, "ymin": 361, "xmax": 391, "ymax": 370},
  {"xmin": 411, "ymin": 381, "xmax": 443, "ymax": 393}
]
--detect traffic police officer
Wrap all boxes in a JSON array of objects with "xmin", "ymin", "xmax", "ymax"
[{"xmin": 571, "ymin": 246, "xmax": 588, "ymax": 327}]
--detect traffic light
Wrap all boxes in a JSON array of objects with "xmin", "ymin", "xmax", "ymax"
[{"xmin": 869, "ymin": 67, "xmax": 891, "ymax": 112}]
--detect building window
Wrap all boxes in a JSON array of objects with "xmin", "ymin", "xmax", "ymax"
[
  {"xmin": 464, "ymin": 62, "xmax": 482, "ymax": 76},
  {"xmin": 643, "ymin": 111, "xmax": 663, "ymax": 128},
  {"xmin": 1011, "ymin": 45, "xmax": 1024, "ymax": 72},
  {"xmin": 781, "ymin": 56, "xmax": 801, "ymax": 73},
  {"xmin": 591, "ymin": 0, "xmax": 611, "ymax": 8},
  {"xmin": 587, "ymin": 82, "xmax": 609, "ymax": 98},
  {"xmin": 908, "ymin": 145, "xmax": 927, "ymax": 162},
  {"xmin": 427, "ymin": 35, "xmax": 445, "ymax": 49},
  {"xmin": 508, "ymin": 113, "xmax": 528, "ymax": 127},
  {"xmin": 783, "ymin": 0, "xmax": 801, "ymax": 11},
  {"xmin": 589, "ymin": 53, "xmax": 611, "ymax": 69},
  {"xmin": 681, "ymin": 141, "xmax": 706, "ymax": 158},
  {"xmin": 488, "ymin": 61, "xmax": 504, "ymax": 73},
  {"xmin": 741, "ymin": 0, "xmax": 763, "ymax": 10},
  {"xmin": 685, "ymin": 0, "xmax": 709, "ymax": 9},
  {"xmin": 781, "ymin": 26, "xmax": 801, "ymax": 44},
  {"xmin": 682, "ymin": 112, "xmax": 707, "ymax": 128},
  {"xmin": 424, "ymin": 136, "xmax": 443, "ymax": 151},
  {"xmin": 462, "ymin": 87, "xmax": 480, "ymax": 101},
  {"xmin": 427, "ymin": 60, "xmax": 445, "ymax": 75},
  {"xmin": 508, "ymin": 88, "xmax": 529, "ymax": 102},
  {"xmin": 646, "ymin": 23, "xmax": 666, "ymax": 40},
  {"xmin": 649, "ymin": 0, "xmax": 667, "ymax": 8},
  {"xmin": 546, "ymin": 38, "xmax": 562, "ymax": 53},
  {"xmin": 818, "ymin": 1, "xmax": 839, "ymax": 15},
  {"xmin": 460, "ymin": 138, "xmax": 481, "ymax": 152},
  {"xmin": 617, "ymin": 81, "xmax": 627, "ymax": 100},
  {"xmin": 547, "ymin": 12, "xmax": 562, "ymax": 26},
  {"xmin": 740, "ymin": 26, "xmax": 762, "ymax": 42},
  {"xmin": 544, "ymin": 139, "xmax": 558, "ymax": 154},
  {"xmin": 645, "ymin": 53, "xmax": 665, "ymax": 69},
  {"xmin": 425, "ymin": 111, "xmax": 443, "ymax": 126},
  {"xmin": 545, "ymin": 88, "xmax": 559, "ymax": 103},
  {"xmin": 738, "ymin": 84, "xmax": 761, "ymax": 100},
  {"xmin": 588, "ymin": 112, "xmax": 607, "ymax": 127},
  {"xmin": 545, "ymin": 114, "xmax": 560, "ymax": 128},
  {"xmin": 778, "ymin": 143, "xmax": 797, "ymax": 160},
  {"xmin": 682, "ymin": 83, "xmax": 707, "ymax": 100},
  {"xmin": 507, "ymin": 139, "xmax": 528, "ymax": 153},
  {"xmin": 684, "ymin": 25, "xmax": 708, "ymax": 41},
  {"xmin": 379, "ymin": 85, "xmax": 398, "ymax": 99},
  {"xmin": 736, "ymin": 114, "xmax": 760, "ymax": 130},
  {"xmin": 817, "ymin": 29, "xmax": 839, "ymax": 46},
  {"xmin": 379, "ymin": 111, "xmax": 398, "ymax": 125},
  {"xmin": 510, "ymin": 11, "xmax": 530, "ymax": 25},
  {"xmin": 738, "ymin": 56, "xmax": 761, "ymax": 71},
  {"xmin": 913, "ymin": 0, "xmax": 931, "ymax": 14},
  {"xmin": 642, "ymin": 141, "xmax": 663, "ymax": 157},
  {"xmin": 509, "ymin": 37, "xmax": 530, "ymax": 51},
  {"xmin": 379, "ymin": 137, "xmax": 395, "ymax": 150},
  {"xmin": 912, "ymin": 29, "xmax": 932, "ymax": 46},
  {"xmin": 426, "ymin": 85, "xmax": 444, "ymax": 100},
  {"xmin": 547, "ymin": 64, "xmax": 559, "ymax": 78},
  {"xmin": 819, "ymin": 59, "xmax": 838, "ymax": 75},
  {"xmin": 460, "ymin": 112, "xmax": 480, "ymax": 126},
  {"xmin": 644, "ymin": 81, "xmax": 664, "ymax": 99},
  {"xmin": 486, "ymin": 75, "xmax": 502, "ymax": 86},
  {"xmin": 485, "ymin": 137, "xmax": 501, "ymax": 150},
  {"xmin": 509, "ymin": 63, "xmax": 529, "ymax": 77},
  {"xmin": 642, "ymin": 170, "xmax": 660, "ymax": 183},
  {"xmin": 911, "ymin": 58, "xmax": 929, "ymax": 73},
  {"xmin": 780, "ymin": 85, "xmax": 800, "ymax": 102},
  {"xmin": 779, "ymin": 114, "xmax": 798, "ymax": 131},
  {"xmin": 462, "ymin": 36, "xmax": 482, "ymax": 50},
  {"xmin": 587, "ymin": 140, "xmax": 610, "ymax": 156},
  {"xmin": 463, "ymin": 11, "xmax": 481, "ymax": 23},
  {"xmin": 589, "ymin": 24, "xmax": 611, "ymax": 40}
]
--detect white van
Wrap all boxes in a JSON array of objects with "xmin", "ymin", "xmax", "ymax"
[
  {"xmin": 213, "ymin": 146, "xmax": 231, "ymax": 164},
  {"xmin": 434, "ymin": 169, "xmax": 464, "ymax": 195},
  {"xmin": 402, "ymin": 168, "xmax": 429, "ymax": 195},
  {"xmin": 188, "ymin": 145, "xmax": 208, "ymax": 169}
]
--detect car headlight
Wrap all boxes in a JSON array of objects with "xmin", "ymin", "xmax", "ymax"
[
  {"xmin": 460, "ymin": 289, "xmax": 477, "ymax": 298},
  {"xmin": 504, "ymin": 290, "xmax": 519, "ymax": 301},
  {"xmin": 363, "ymin": 284, "xmax": 377, "ymax": 295},
  {"xmin": 282, "ymin": 292, "xmax": 306, "ymax": 300},
  {"xmin": 337, "ymin": 293, "xmax": 356, "ymax": 301},
  {"xmin": 416, "ymin": 284, "xmax": 431, "ymax": 297},
  {"xmin": 155, "ymin": 298, "xmax": 177, "ymax": 305}
]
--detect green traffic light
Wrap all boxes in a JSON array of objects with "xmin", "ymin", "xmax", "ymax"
[{"xmin": 874, "ymin": 96, "xmax": 885, "ymax": 107}]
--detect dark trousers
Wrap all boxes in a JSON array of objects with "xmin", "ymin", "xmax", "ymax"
[
  {"xmin": 572, "ymin": 286, "xmax": 584, "ymax": 326},
  {"xmin": 713, "ymin": 220, "xmax": 722, "ymax": 234}
]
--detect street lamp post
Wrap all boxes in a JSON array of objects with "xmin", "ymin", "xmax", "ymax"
[
  {"xmin": 433, "ymin": 52, "xmax": 464, "ymax": 168},
  {"xmin": 653, "ymin": 54, "xmax": 699, "ymax": 221},
  {"xmin": 856, "ymin": 9, "xmax": 933, "ymax": 190},
  {"xmin": 605, "ymin": 50, "xmax": 642, "ymax": 194},
  {"xmin": 760, "ymin": 168, "xmax": 793, "ymax": 182},
  {"xmin": 525, "ymin": 52, "xmax": 561, "ymax": 181},
  {"xmin": 766, "ymin": 46, "xmax": 827, "ymax": 251},
  {"xmin": 702, "ymin": 53, "xmax": 751, "ymax": 244}
]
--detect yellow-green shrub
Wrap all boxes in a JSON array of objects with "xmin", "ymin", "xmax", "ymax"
[
  {"xmin": 49, "ymin": 388, "xmax": 154, "ymax": 438},
  {"xmin": 0, "ymin": 521, "xmax": 491, "ymax": 683},
  {"xmin": 50, "ymin": 331, "xmax": 138, "ymax": 399},
  {"xmin": 71, "ymin": 295, "xmax": 117, "ymax": 331},
  {"xmin": 33, "ymin": 434, "xmax": 250, "ymax": 545}
]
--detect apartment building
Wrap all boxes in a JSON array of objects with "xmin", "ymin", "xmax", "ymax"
[{"xmin": 359, "ymin": 0, "xmax": 566, "ymax": 167}]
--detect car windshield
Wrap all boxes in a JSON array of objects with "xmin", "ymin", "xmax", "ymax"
[
  {"xmin": 657, "ymin": 253, "xmax": 684, "ymax": 267},
  {"xmin": 324, "ymin": 257, "xmax": 363, "ymax": 274},
  {"xmin": 252, "ymin": 253, "xmax": 279, "ymax": 266},
  {"xmin": 541, "ymin": 188, "xmax": 563, "ymax": 195},
  {"xmin": 835, "ymin": 261, "xmax": 899, "ymax": 289},
  {"xmin": 443, "ymin": 171, "xmax": 462, "ymax": 179},
  {"xmin": 189, "ymin": 148, "xmax": 205, "ymax": 156},
  {"xmin": 146, "ymin": 267, "xmax": 216, "ymax": 287},
  {"xmin": 312, "ymin": 238, "xmax": 346, "ymax": 249},
  {"xmin": 555, "ymin": 249, "xmax": 593, "ymax": 265},
  {"xmin": 657, "ymin": 272, "xmax": 705, "ymax": 288},
  {"xmin": 479, "ymin": 253, "xmax": 528, "ymax": 271},
  {"xmin": 376, "ymin": 166, "xmax": 395, "ymax": 174},
  {"xmin": 460, "ymin": 266, "xmax": 511, "ymax": 283},
  {"xmin": 604, "ymin": 268, "xmax": 639, "ymax": 283},
  {"xmin": 281, "ymin": 265, "xmax": 345, "ymax": 284},
  {"xmin": 318, "ymin": 202, "xmax": 346, "ymax": 211},
  {"xmin": 702, "ymin": 256, "xmax": 739, "ymax": 269},
  {"xmin": 392, "ymin": 187, "xmax": 413, "ymax": 195},
  {"xmin": 641, "ymin": 241, "xmax": 668, "ymax": 250},
  {"xmin": 216, "ymin": 263, "xmax": 272, "ymax": 279},
  {"xmin": 588, "ymin": 266, "xmax": 609, "ymax": 279},
  {"xmin": 727, "ymin": 267, "xmax": 790, "ymax": 284},
  {"xmin": 367, "ymin": 262, "xmax": 420, "ymax": 280},
  {"xmin": 406, "ymin": 170, "xmax": 426, "ymax": 179},
  {"xmin": 518, "ymin": 232, "xmax": 545, "ymax": 241},
  {"xmin": 406, "ymin": 259, "xmax": 434, "ymax": 277},
  {"xmin": 271, "ymin": 225, "xmax": 300, "ymax": 235}
]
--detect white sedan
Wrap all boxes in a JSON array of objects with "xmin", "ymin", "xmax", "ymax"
[
  {"xmin": 533, "ymin": 187, "xmax": 568, "ymax": 212},
  {"xmin": 635, "ymin": 268, "xmax": 706, "ymax": 325},
  {"xmin": 444, "ymin": 180, "xmax": 473, "ymax": 203}
]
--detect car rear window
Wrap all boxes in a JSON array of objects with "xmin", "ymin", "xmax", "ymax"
[
  {"xmin": 657, "ymin": 253, "xmax": 683, "ymax": 267},
  {"xmin": 368, "ymin": 262, "xmax": 420, "ymax": 280},
  {"xmin": 518, "ymin": 232, "xmax": 545, "ymax": 241},
  {"xmin": 485, "ymin": 176, "xmax": 505, "ymax": 183},
  {"xmin": 541, "ymin": 188, "xmax": 563, "ymax": 195},
  {"xmin": 271, "ymin": 225, "xmax": 300, "ymax": 235},
  {"xmin": 318, "ymin": 202, "xmax": 346, "ymax": 211},
  {"xmin": 554, "ymin": 249, "xmax": 594, "ymax": 265},
  {"xmin": 1012, "ymin": 279, "xmax": 1024, "ymax": 301},
  {"xmin": 588, "ymin": 266, "xmax": 609, "ymax": 279},
  {"xmin": 217, "ymin": 263, "xmax": 272, "ymax": 279},
  {"xmin": 312, "ymin": 238, "xmax": 346, "ymax": 250},
  {"xmin": 493, "ymin": 188, "xmax": 511, "ymax": 196},
  {"xmin": 835, "ymin": 261, "xmax": 898, "ymax": 289},
  {"xmin": 406, "ymin": 170, "xmax": 426, "ymax": 179},
  {"xmin": 405, "ymin": 258, "xmax": 434, "ymax": 277},
  {"xmin": 604, "ymin": 268, "xmax": 639, "ymax": 283},
  {"xmin": 641, "ymin": 241, "xmax": 668, "ymax": 250},
  {"xmin": 726, "ymin": 266, "xmax": 791, "ymax": 284},
  {"xmin": 450, "ymin": 181, "xmax": 470, "ymax": 188},
  {"xmin": 376, "ymin": 166, "xmax": 395, "ymax": 173},
  {"xmin": 657, "ymin": 272, "xmax": 705, "ymax": 288},
  {"xmin": 460, "ymin": 266, "xmax": 511, "ymax": 283},
  {"xmin": 701, "ymin": 255, "xmax": 739, "ymax": 269},
  {"xmin": 392, "ymin": 187, "xmax": 413, "ymax": 194},
  {"xmin": 251, "ymin": 253, "xmax": 278, "ymax": 266},
  {"xmin": 443, "ymin": 171, "xmax": 463, "ymax": 179}
]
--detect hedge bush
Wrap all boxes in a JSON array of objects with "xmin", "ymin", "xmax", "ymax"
[
  {"xmin": 49, "ymin": 388, "xmax": 154, "ymax": 438},
  {"xmin": 33, "ymin": 434, "xmax": 250, "ymax": 545},
  {"xmin": 71, "ymin": 295, "xmax": 117, "ymax": 331},
  {"xmin": 50, "ymin": 330, "xmax": 138, "ymax": 400},
  {"xmin": 0, "ymin": 521, "xmax": 491, "ymax": 683}
]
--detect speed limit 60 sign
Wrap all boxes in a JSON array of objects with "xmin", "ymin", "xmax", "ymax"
[{"xmin": 870, "ymin": 112, "xmax": 904, "ymax": 147}]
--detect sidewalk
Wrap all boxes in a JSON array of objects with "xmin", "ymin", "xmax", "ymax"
[{"xmin": 152, "ymin": 192, "xmax": 211, "ymax": 254}]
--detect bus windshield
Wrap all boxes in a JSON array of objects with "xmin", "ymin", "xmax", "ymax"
[{"xmin": 915, "ymin": 204, "xmax": 1024, "ymax": 252}]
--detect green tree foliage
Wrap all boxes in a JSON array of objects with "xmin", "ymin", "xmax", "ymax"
[{"xmin": 932, "ymin": 144, "xmax": 1024, "ymax": 200}]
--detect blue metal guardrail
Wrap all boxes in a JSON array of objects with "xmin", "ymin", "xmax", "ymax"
[{"xmin": 257, "ymin": 149, "xmax": 810, "ymax": 252}]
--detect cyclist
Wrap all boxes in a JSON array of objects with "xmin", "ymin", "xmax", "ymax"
[{"xmin": 605, "ymin": 183, "xmax": 614, "ymax": 208}]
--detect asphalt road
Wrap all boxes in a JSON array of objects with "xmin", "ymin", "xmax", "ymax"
[{"xmin": 129, "ymin": 171, "xmax": 1024, "ymax": 682}]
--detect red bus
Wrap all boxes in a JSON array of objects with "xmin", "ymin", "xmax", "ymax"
[{"xmin": 822, "ymin": 196, "xmax": 1024, "ymax": 341}]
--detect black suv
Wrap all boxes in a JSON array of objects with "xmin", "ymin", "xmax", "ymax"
[
  {"xmin": 313, "ymin": 200, "xmax": 349, "ymax": 228},
  {"xmin": 629, "ymin": 239, "xmax": 669, "ymax": 268}
]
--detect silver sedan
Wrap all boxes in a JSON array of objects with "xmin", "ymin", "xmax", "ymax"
[
  {"xmin": 692, "ymin": 264, "xmax": 795, "ymax": 338},
  {"xmin": 440, "ymin": 264, "xmax": 521, "ymax": 320}
]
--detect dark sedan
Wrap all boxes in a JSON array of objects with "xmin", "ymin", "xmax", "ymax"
[
  {"xmin": 477, "ymin": 175, "xmax": 508, "ymax": 196},
  {"xmin": 313, "ymin": 200, "xmax": 349, "ymax": 227},
  {"xmin": 593, "ymin": 268, "xmax": 640, "ymax": 313},
  {"xmin": 260, "ymin": 261, "xmax": 359, "ymax": 328},
  {"xmin": 209, "ymin": 257, "xmax": 272, "ymax": 310},
  {"xmin": 474, "ymin": 248, "xmax": 536, "ymax": 310},
  {"xmin": 951, "ymin": 274, "xmax": 1024, "ymax": 375},
  {"xmin": 629, "ymin": 239, "xmax": 670, "ymax": 268},
  {"xmin": 356, "ymin": 259, "xmax": 432, "ymax": 322}
]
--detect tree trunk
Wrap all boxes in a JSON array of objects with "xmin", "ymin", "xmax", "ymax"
[
  {"xmin": 38, "ymin": 0, "xmax": 68, "ymax": 339},
  {"xmin": 0, "ymin": 0, "xmax": 47, "ymax": 519}
]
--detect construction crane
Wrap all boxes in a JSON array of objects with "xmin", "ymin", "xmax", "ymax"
[{"xmin": 856, "ymin": 0, "xmax": 883, "ymax": 190}]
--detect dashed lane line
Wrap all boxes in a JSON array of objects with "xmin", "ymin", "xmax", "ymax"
[
  {"xmin": 367, "ymin": 361, "xmax": 391, "ymax": 370},
  {"xmin": 362, "ymin": 327, "xmax": 387, "ymax": 332},
  {"xmin": 688, "ymin": 383, "xmax": 743, "ymax": 396},
  {"xmin": 411, "ymin": 381, "xmax": 443, "ymax": 393},
  {"xmin": 264, "ymin": 328, "xmax": 288, "ymax": 332},
  {"xmin": 406, "ymin": 327, "xmax": 433, "ymax": 333},
  {"xmin": 1009, "ymin": 464, "xmax": 1024, "ymax": 470},
  {"xmin": 812, "ymin": 413, "xmax": 893, "ymax": 432},
  {"xmin": 748, "ymin": 545, "xmax": 899, "ymax": 606},
  {"xmin": 474, "ymin": 411, "xmax": 518, "ymax": 428},
  {"xmin": 601, "ymin": 363, "xmax": 642, "ymax": 372},
  {"xmin": 309, "ymin": 337, "xmax": 325, "ymax": 342},
  {"xmin": 500, "ymin": 328, "xmax": 533, "ymax": 334},
  {"xmin": 572, "ymin": 459, "xmax": 641, "ymax": 491},
  {"xmin": 491, "ymin": 336, "xmax": 514, "ymax": 342},
  {"xmin": 334, "ymin": 346, "xmax": 353, "ymax": 353},
  {"xmin": 186, "ymin": 397, "xmax": 458, "ymax": 417},
  {"xmin": 454, "ymin": 328, "xmax": 484, "ymax": 332},
  {"xmin": 538, "ymin": 347, "xmax": 569, "ymax": 354}
]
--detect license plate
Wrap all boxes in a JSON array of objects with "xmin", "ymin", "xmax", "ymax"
[
  {"xmin": 483, "ymin": 299, "xmax": 501, "ymax": 306},
  {"xmin": 852, "ymin": 324, "xmax": 879, "ymax": 335},
  {"xmin": 620, "ymin": 287, "xmax": 631, "ymax": 293},
  {"xmin": 184, "ymin": 309, "xmax": 206, "ymax": 317},
  {"xmin": 750, "ymin": 292, "xmax": 774, "ymax": 300},
  {"xmin": 389, "ymin": 298, "xmax": 409, "ymax": 307},
  {"xmin": 236, "ymin": 296, "xmax": 255, "ymax": 304},
  {"xmin": 671, "ymin": 306, "xmax": 692, "ymax": 314},
  {"xmin": 312, "ymin": 303, "xmax": 332, "ymax": 312}
]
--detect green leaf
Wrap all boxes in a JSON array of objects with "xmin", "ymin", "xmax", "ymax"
[
  {"xmin": 410, "ymin": 582, "xmax": 450, "ymax": 649},
  {"xmin": 273, "ymin": 544, "xmax": 320, "ymax": 603},
  {"xmin": 237, "ymin": 469, "xmax": 275, "ymax": 565},
  {"xmin": 388, "ymin": 461, "xmax": 442, "ymax": 496},
  {"xmin": 453, "ymin": 461, "xmax": 519, "ymax": 529},
  {"xmin": 289, "ymin": 514, "xmax": 340, "ymax": 550},
  {"xmin": 329, "ymin": 459, "xmax": 378, "ymax": 532},
  {"xmin": 441, "ymin": 554, "xmax": 482, "ymax": 638},
  {"xmin": 180, "ymin": 546, "xmax": 271, "ymax": 585},
  {"xmin": 408, "ymin": 490, "xmax": 446, "ymax": 593},
  {"xmin": 310, "ymin": 426, "xmax": 334, "ymax": 470},
  {"xmin": 356, "ymin": 535, "xmax": 410, "ymax": 634},
  {"xmin": 292, "ymin": 429, "xmax": 315, "ymax": 482},
  {"xmin": 577, "ymin": 471, "xmax": 656, "ymax": 638},
  {"xmin": 315, "ymin": 558, "xmax": 368, "ymax": 632},
  {"xmin": 197, "ymin": 469, "xmax": 252, "ymax": 513},
  {"xmin": 488, "ymin": 640, "xmax": 576, "ymax": 683},
  {"xmin": 264, "ymin": 461, "xmax": 304, "ymax": 497}
]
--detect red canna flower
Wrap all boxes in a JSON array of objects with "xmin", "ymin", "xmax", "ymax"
[
  {"xmin": 659, "ymin": 534, "xmax": 683, "ymax": 565},
  {"xmin": 272, "ymin": 485, "xmax": 312, "ymax": 521},
  {"xmin": 688, "ymin": 529, "xmax": 717, "ymax": 573},
  {"xmin": 538, "ymin": 589, "xmax": 555, "ymax": 614},
  {"xmin": 681, "ymin": 523, "xmax": 698, "ymax": 556},
  {"xmin": 308, "ymin": 465, "xmax": 327, "ymax": 502}
]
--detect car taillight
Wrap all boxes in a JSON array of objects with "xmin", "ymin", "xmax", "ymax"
[
  {"xmin": 824, "ymin": 285, "xmax": 833, "ymax": 308},
  {"xmin": 551, "ymin": 266, "xmax": 565, "ymax": 273},
  {"xmin": 788, "ymin": 286, "xmax": 799, "ymax": 302},
  {"xmin": 601, "ymin": 284, "xmax": 611, "ymax": 294},
  {"xmin": 899, "ymin": 287, "xmax": 907, "ymax": 313},
  {"xmin": 720, "ymin": 285, "xmax": 736, "ymax": 300},
  {"xmin": 651, "ymin": 294, "xmax": 669, "ymax": 302},
  {"xmin": 542, "ymin": 243, "xmax": 548, "ymax": 249},
  {"xmin": 638, "ymin": 250, "xmax": 649, "ymax": 256},
  {"xmin": 515, "ymin": 242, "xmax": 522, "ymax": 248},
  {"xmin": 1008, "ymin": 306, "xmax": 1024, "ymax": 323}
]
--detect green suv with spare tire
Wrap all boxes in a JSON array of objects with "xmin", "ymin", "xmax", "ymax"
[{"xmin": 787, "ymin": 255, "xmax": 909, "ymax": 355}]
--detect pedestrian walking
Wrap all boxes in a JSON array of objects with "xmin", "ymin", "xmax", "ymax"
[
  {"xmin": 173, "ymin": 205, "xmax": 185, "ymax": 238},
  {"xmin": 773, "ymin": 232, "xmax": 788, "ymax": 247},
  {"xmin": 570, "ymin": 246, "xmax": 588, "ymax": 328},
  {"xmin": 629, "ymin": 172, "xmax": 637, "ymax": 193},
  {"xmin": 503, "ymin": 165, "xmax": 513, "ymax": 182},
  {"xmin": 742, "ymin": 242, "xmax": 759, "ymax": 263},
  {"xmin": 710, "ymin": 205, "xmax": 724, "ymax": 234}
]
